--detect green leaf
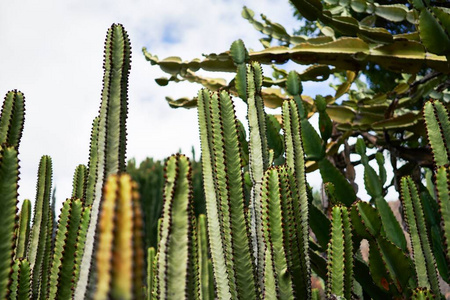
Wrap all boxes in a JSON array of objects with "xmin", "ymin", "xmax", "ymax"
[
  {"xmin": 419, "ymin": 8, "xmax": 450, "ymax": 55},
  {"xmin": 319, "ymin": 159, "xmax": 356, "ymax": 206}
]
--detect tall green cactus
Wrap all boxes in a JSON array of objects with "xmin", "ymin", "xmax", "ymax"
[
  {"xmin": 0, "ymin": 90, "xmax": 25, "ymax": 149},
  {"xmin": 246, "ymin": 61, "xmax": 270, "ymax": 283},
  {"xmin": 0, "ymin": 146, "xmax": 20, "ymax": 299},
  {"xmin": 46, "ymin": 198, "xmax": 90, "ymax": 299},
  {"xmin": 156, "ymin": 154, "xmax": 198, "ymax": 299},
  {"xmin": 326, "ymin": 205, "xmax": 353, "ymax": 300},
  {"xmin": 9, "ymin": 259, "xmax": 31, "ymax": 300},
  {"xmin": 260, "ymin": 167, "xmax": 297, "ymax": 299},
  {"xmin": 75, "ymin": 23, "xmax": 131, "ymax": 298},
  {"xmin": 92, "ymin": 174, "xmax": 143, "ymax": 300},
  {"xmin": 281, "ymin": 98, "xmax": 311, "ymax": 298},
  {"xmin": 27, "ymin": 155, "xmax": 52, "ymax": 299},
  {"xmin": 400, "ymin": 176, "xmax": 440, "ymax": 295},
  {"xmin": 197, "ymin": 89, "xmax": 257, "ymax": 299}
]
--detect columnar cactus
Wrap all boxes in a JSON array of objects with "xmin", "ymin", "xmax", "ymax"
[
  {"xmin": 400, "ymin": 176, "xmax": 440, "ymax": 295},
  {"xmin": 46, "ymin": 198, "xmax": 91, "ymax": 299},
  {"xmin": 156, "ymin": 154, "xmax": 198, "ymax": 299},
  {"xmin": 0, "ymin": 146, "xmax": 20, "ymax": 299},
  {"xmin": 93, "ymin": 174, "xmax": 144, "ymax": 300},
  {"xmin": 326, "ymin": 205, "xmax": 353, "ymax": 299},
  {"xmin": 27, "ymin": 155, "xmax": 52, "ymax": 298},
  {"xmin": 15, "ymin": 199, "xmax": 31, "ymax": 260},
  {"xmin": 75, "ymin": 23, "xmax": 131, "ymax": 298},
  {"xmin": 197, "ymin": 89, "xmax": 257, "ymax": 299}
]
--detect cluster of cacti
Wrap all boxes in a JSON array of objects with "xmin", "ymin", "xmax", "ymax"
[
  {"xmin": 1, "ymin": 0, "xmax": 450, "ymax": 299},
  {"xmin": 0, "ymin": 24, "xmax": 147, "ymax": 299}
]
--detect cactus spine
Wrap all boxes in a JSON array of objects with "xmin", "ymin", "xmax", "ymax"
[{"xmin": 74, "ymin": 23, "xmax": 131, "ymax": 298}]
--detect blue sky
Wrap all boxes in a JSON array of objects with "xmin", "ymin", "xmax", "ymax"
[{"xmin": 0, "ymin": 0, "xmax": 397, "ymax": 209}]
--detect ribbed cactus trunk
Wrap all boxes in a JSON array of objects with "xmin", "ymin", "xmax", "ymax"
[{"xmin": 74, "ymin": 23, "xmax": 131, "ymax": 298}]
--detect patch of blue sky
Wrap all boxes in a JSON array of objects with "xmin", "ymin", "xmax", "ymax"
[{"xmin": 162, "ymin": 23, "xmax": 182, "ymax": 44}]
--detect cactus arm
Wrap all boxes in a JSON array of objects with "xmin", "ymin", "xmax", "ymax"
[
  {"xmin": 281, "ymin": 100, "xmax": 311, "ymax": 297},
  {"xmin": 197, "ymin": 215, "xmax": 210, "ymax": 300},
  {"xmin": 9, "ymin": 259, "xmax": 31, "ymax": 300},
  {"xmin": 0, "ymin": 147, "xmax": 19, "ymax": 299},
  {"xmin": 131, "ymin": 182, "xmax": 145, "ymax": 300},
  {"xmin": 246, "ymin": 62, "xmax": 269, "ymax": 283},
  {"xmin": 423, "ymin": 100, "xmax": 450, "ymax": 167},
  {"xmin": 38, "ymin": 210, "xmax": 54, "ymax": 300},
  {"xmin": 400, "ymin": 176, "xmax": 440, "ymax": 294},
  {"xmin": 94, "ymin": 176, "xmax": 117, "ymax": 300},
  {"xmin": 436, "ymin": 166, "xmax": 450, "ymax": 265},
  {"xmin": 72, "ymin": 165, "xmax": 87, "ymax": 200},
  {"xmin": 72, "ymin": 205, "xmax": 91, "ymax": 284},
  {"xmin": 47, "ymin": 199, "xmax": 84, "ymax": 299},
  {"xmin": 197, "ymin": 89, "xmax": 231, "ymax": 299},
  {"xmin": 84, "ymin": 117, "xmax": 99, "ymax": 206},
  {"xmin": 75, "ymin": 24, "xmax": 131, "ymax": 298},
  {"xmin": 260, "ymin": 168, "xmax": 295, "ymax": 300},
  {"xmin": 0, "ymin": 90, "xmax": 25, "ymax": 149},
  {"xmin": 15, "ymin": 199, "xmax": 31, "ymax": 260},
  {"xmin": 93, "ymin": 174, "xmax": 143, "ymax": 300},
  {"xmin": 212, "ymin": 90, "xmax": 257, "ymax": 298},
  {"xmin": 229, "ymin": 39, "xmax": 248, "ymax": 101},
  {"xmin": 418, "ymin": 185, "xmax": 449, "ymax": 282},
  {"xmin": 157, "ymin": 155, "xmax": 196, "ymax": 300},
  {"xmin": 262, "ymin": 246, "xmax": 277, "ymax": 300},
  {"xmin": 27, "ymin": 155, "xmax": 52, "ymax": 298},
  {"xmin": 147, "ymin": 247, "xmax": 156, "ymax": 300},
  {"xmin": 326, "ymin": 205, "xmax": 353, "ymax": 299},
  {"xmin": 326, "ymin": 205, "xmax": 346, "ymax": 298},
  {"xmin": 341, "ymin": 206, "xmax": 354, "ymax": 300}
]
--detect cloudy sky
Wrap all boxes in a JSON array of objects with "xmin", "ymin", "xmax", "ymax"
[{"xmin": 0, "ymin": 0, "xmax": 397, "ymax": 208}]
